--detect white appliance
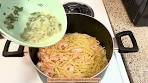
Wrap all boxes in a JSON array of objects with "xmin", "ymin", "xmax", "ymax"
[{"xmin": 0, "ymin": 0, "xmax": 130, "ymax": 83}]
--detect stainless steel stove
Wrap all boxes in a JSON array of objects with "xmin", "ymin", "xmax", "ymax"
[{"xmin": 0, "ymin": 0, "xmax": 130, "ymax": 83}]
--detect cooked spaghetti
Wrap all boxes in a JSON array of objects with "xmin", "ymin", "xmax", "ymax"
[{"xmin": 37, "ymin": 33, "xmax": 108, "ymax": 78}]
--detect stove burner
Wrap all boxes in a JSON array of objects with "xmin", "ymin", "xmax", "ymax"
[{"xmin": 64, "ymin": 2, "xmax": 94, "ymax": 17}]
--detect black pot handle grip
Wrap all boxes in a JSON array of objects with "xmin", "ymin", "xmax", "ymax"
[
  {"xmin": 3, "ymin": 40, "xmax": 25, "ymax": 57},
  {"xmin": 116, "ymin": 31, "xmax": 139, "ymax": 53}
]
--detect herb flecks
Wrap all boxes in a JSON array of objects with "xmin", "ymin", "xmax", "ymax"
[
  {"xmin": 0, "ymin": 3, "xmax": 1, "ymax": 8},
  {"xmin": 4, "ymin": 13, "xmax": 18, "ymax": 29},
  {"xmin": 3, "ymin": 12, "xmax": 6, "ymax": 15},
  {"xmin": 4, "ymin": 6, "xmax": 23, "ymax": 29},
  {"xmin": 38, "ymin": 3, "xmax": 43, "ymax": 7},
  {"xmin": 14, "ymin": 6, "xmax": 23, "ymax": 12},
  {"xmin": 7, "ymin": 7, "xmax": 10, "ymax": 9}
]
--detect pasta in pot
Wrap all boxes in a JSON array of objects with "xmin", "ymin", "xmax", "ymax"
[{"xmin": 37, "ymin": 33, "xmax": 108, "ymax": 78}]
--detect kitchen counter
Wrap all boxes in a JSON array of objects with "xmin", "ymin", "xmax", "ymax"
[{"xmin": 103, "ymin": 0, "xmax": 148, "ymax": 83}]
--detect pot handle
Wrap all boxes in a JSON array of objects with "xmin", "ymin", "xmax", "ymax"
[
  {"xmin": 2, "ymin": 40, "xmax": 25, "ymax": 57},
  {"xmin": 115, "ymin": 31, "xmax": 139, "ymax": 53}
]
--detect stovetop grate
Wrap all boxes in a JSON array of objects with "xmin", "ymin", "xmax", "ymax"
[{"xmin": 63, "ymin": 2, "xmax": 94, "ymax": 17}]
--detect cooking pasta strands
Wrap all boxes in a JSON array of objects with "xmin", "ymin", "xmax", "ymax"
[{"xmin": 37, "ymin": 33, "xmax": 108, "ymax": 78}]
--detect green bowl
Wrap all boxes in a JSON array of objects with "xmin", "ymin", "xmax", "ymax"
[{"xmin": 0, "ymin": 0, "xmax": 67, "ymax": 47}]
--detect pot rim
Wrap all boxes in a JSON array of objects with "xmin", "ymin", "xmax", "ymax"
[{"xmin": 31, "ymin": 13, "xmax": 115, "ymax": 79}]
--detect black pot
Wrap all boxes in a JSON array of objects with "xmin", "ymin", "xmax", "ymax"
[{"xmin": 2, "ymin": 14, "xmax": 139, "ymax": 83}]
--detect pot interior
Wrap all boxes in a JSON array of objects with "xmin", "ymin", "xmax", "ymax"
[{"xmin": 29, "ymin": 14, "xmax": 113, "ymax": 76}]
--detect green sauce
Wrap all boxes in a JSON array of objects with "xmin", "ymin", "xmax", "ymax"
[{"xmin": 21, "ymin": 12, "xmax": 61, "ymax": 43}]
